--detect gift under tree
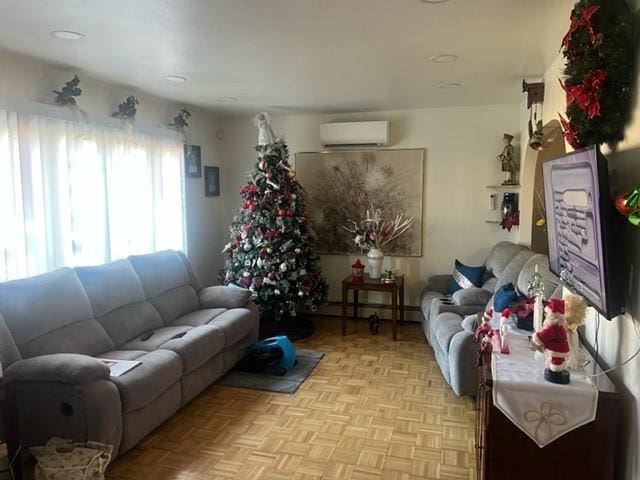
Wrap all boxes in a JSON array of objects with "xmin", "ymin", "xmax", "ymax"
[{"xmin": 223, "ymin": 113, "xmax": 328, "ymax": 330}]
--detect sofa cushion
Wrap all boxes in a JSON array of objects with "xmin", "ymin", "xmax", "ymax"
[
  {"xmin": 493, "ymin": 283, "xmax": 519, "ymax": 311},
  {"xmin": 97, "ymin": 350, "xmax": 147, "ymax": 361},
  {"xmin": 127, "ymin": 250, "xmax": 192, "ymax": 298},
  {"xmin": 148, "ymin": 286, "xmax": 200, "ymax": 325},
  {"xmin": 120, "ymin": 326, "xmax": 193, "ymax": 352},
  {"xmin": 75, "ymin": 260, "xmax": 146, "ymax": 318},
  {"xmin": 485, "ymin": 242, "xmax": 526, "ymax": 278},
  {"xmin": 159, "ymin": 325, "xmax": 225, "ymax": 373},
  {"xmin": 128, "ymin": 251, "xmax": 200, "ymax": 324},
  {"xmin": 452, "ymin": 288, "xmax": 493, "ymax": 306},
  {"xmin": 199, "ymin": 286, "xmax": 252, "ymax": 309},
  {"xmin": 448, "ymin": 260, "xmax": 486, "ymax": 293},
  {"xmin": 0, "ymin": 268, "xmax": 113, "ymax": 358},
  {"xmin": 173, "ymin": 308, "xmax": 227, "ymax": 327},
  {"xmin": 109, "ymin": 350, "xmax": 182, "ymax": 413},
  {"xmin": 210, "ymin": 308, "xmax": 257, "ymax": 347},
  {"xmin": 93, "ymin": 302, "xmax": 164, "ymax": 348},
  {"xmin": 494, "ymin": 250, "xmax": 536, "ymax": 291}
]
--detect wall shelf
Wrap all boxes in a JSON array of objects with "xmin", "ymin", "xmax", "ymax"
[{"xmin": 486, "ymin": 184, "xmax": 521, "ymax": 192}]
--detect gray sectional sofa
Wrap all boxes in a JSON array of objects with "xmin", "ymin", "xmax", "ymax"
[
  {"xmin": 420, "ymin": 242, "xmax": 560, "ymax": 397},
  {"xmin": 0, "ymin": 250, "xmax": 258, "ymax": 457}
]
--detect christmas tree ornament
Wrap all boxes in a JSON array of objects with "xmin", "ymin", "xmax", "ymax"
[
  {"xmin": 614, "ymin": 185, "xmax": 640, "ymax": 226},
  {"xmin": 532, "ymin": 299, "xmax": 571, "ymax": 385},
  {"xmin": 223, "ymin": 113, "xmax": 328, "ymax": 322}
]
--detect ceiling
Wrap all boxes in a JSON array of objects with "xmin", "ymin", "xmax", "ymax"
[{"xmin": 0, "ymin": 0, "xmax": 574, "ymax": 115}]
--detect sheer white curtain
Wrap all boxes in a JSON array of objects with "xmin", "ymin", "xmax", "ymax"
[{"xmin": 0, "ymin": 109, "xmax": 185, "ymax": 281}]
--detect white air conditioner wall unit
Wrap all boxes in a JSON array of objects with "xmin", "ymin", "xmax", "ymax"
[{"xmin": 320, "ymin": 121, "xmax": 389, "ymax": 147}]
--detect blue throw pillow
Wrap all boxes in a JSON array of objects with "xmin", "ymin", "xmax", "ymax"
[
  {"xmin": 448, "ymin": 260, "xmax": 486, "ymax": 294},
  {"xmin": 494, "ymin": 283, "xmax": 518, "ymax": 311}
]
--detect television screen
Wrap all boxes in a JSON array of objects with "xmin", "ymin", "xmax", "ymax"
[{"xmin": 542, "ymin": 146, "xmax": 623, "ymax": 319}]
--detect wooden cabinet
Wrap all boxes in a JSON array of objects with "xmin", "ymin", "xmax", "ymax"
[{"xmin": 476, "ymin": 352, "xmax": 621, "ymax": 480}]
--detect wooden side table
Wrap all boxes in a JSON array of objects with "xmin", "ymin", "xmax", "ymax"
[
  {"xmin": 0, "ymin": 378, "xmax": 22, "ymax": 480},
  {"xmin": 341, "ymin": 274, "xmax": 404, "ymax": 341}
]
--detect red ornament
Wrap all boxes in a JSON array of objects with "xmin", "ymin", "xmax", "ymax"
[
  {"xmin": 277, "ymin": 208, "xmax": 287, "ymax": 216},
  {"xmin": 351, "ymin": 259, "xmax": 365, "ymax": 282},
  {"xmin": 298, "ymin": 216, "xmax": 307, "ymax": 223},
  {"xmin": 248, "ymin": 203, "xmax": 256, "ymax": 212}
]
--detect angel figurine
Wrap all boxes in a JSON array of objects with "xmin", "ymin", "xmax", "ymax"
[{"xmin": 252, "ymin": 112, "xmax": 277, "ymax": 146}]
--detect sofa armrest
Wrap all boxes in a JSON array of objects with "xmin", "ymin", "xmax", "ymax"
[
  {"xmin": 452, "ymin": 287, "xmax": 493, "ymax": 306},
  {"xmin": 426, "ymin": 274, "xmax": 453, "ymax": 295},
  {"xmin": 199, "ymin": 285, "xmax": 252, "ymax": 309},
  {"xmin": 5, "ymin": 354, "xmax": 110, "ymax": 385},
  {"xmin": 448, "ymin": 330, "xmax": 480, "ymax": 397},
  {"xmin": 429, "ymin": 298, "xmax": 484, "ymax": 325}
]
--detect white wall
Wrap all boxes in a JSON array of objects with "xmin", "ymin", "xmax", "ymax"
[
  {"xmin": 517, "ymin": 19, "xmax": 640, "ymax": 478},
  {"xmin": 0, "ymin": 48, "xmax": 225, "ymax": 285},
  {"xmin": 218, "ymin": 105, "xmax": 521, "ymax": 315}
]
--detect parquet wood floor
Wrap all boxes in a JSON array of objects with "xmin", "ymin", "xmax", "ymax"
[{"xmin": 106, "ymin": 317, "xmax": 477, "ymax": 480}]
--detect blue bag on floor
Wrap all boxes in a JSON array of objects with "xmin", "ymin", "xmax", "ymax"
[{"xmin": 238, "ymin": 335, "xmax": 296, "ymax": 376}]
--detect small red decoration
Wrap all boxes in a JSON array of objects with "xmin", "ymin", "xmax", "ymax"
[
  {"xmin": 562, "ymin": 5, "xmax": 600, "ymax": 48},
  {"xmin": 500, "ymin": 210, "xmax": 519, "ymax": 232},
  {"xmin": 615, "ymin": 186, "xmax": 640, "ymax": 227},
  {"xmin": 558, "ymin": 113, "xmax": 581, "ymax": 149},
  {"xmin": 560, "ymin": 69, "xmax": 607, "ymax": 119},
  {"xmin": 351, "ymin": 259, "xmax": 365, "ymax": 282}
]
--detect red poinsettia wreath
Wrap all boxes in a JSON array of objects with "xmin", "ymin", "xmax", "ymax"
[{"xmin": 558, "ymin": 0, "xmax": 636, "ymax": 149}]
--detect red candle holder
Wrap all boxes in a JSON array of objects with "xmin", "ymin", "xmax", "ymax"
[{"xmin": 352, "ymin": 259, "xmax": 365, "ymax": 282}]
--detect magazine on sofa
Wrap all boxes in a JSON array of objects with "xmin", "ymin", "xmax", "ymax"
[{"xmin": 97, "ymin": 359, "xmax": 142, "ymax": 377}]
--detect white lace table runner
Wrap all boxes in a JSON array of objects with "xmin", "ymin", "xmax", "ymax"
[{"xmin": 490, "ymin": 323, "xmax": 598, "ymax": 448}]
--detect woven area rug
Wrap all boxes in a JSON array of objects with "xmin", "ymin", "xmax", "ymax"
[{"xmin": 217, "ymin": 349, "xmax": 324, "ymax": 394}]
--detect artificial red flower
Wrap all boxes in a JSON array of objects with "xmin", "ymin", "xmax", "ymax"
[
  {"xmin": 559, "ymin": 113, "xmax": 581, "ymax": 149},
  {"xmin": 562, "ymin": 4, "xmax": 600, "ymax": 48},
  {"xmin": 587, "ymin": 100, "xmax": 601, "ymax": 118}
]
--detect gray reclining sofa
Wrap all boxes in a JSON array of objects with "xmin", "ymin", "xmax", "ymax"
[
  {"xmin": 420, "ymin": 242, "xmax": 560, "ymax": 397},
  {"xmin": 0, "ymin": 250, "xmax": 258, "ymax": 457}
]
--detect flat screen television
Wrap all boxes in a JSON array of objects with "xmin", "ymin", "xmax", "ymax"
[{"xmin": 542, "ymin": 146, "xmax": 624, "ymax": 319}]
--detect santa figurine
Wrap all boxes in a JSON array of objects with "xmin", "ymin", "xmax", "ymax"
[
  {"xmin": 475, "ymin": 309, "xmax": 493, "ymax": 340},
  {"xmin": 531, "ymin": 298, "xmax": 571, "ymax": 384},
  {"xmin": 498, "ymin": 308, "xmax": 511, "ymax": 354}
]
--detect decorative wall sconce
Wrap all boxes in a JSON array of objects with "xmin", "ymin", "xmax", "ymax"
[{"xmin": 522, "ymin": 80, "xmax": 546, "ymax": 151}]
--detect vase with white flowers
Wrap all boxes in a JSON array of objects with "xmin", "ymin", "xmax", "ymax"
[{"xmin": 344, "ymin": 204, "xmax": 414, "ymax": 279}]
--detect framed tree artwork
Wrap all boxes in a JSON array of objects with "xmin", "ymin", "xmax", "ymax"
[
  {"xmin": 184, "ymin": 144, "xmax": 202, "ymax": 178},
  {"xmin": 204, "ymin": 166, "xmax": 220, "ymax": 197}
]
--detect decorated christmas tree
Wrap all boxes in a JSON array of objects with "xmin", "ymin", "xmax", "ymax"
[{"xmin": 223, "ymin": 113, "xmax": 328, "ymax": 324}]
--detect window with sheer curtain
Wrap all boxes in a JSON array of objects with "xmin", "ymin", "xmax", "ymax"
[{"xmin": 0, "ymin": 108, "xmax": 185, "ymax": 281}]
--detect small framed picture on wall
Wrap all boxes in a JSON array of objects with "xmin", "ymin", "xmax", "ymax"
[
  {"xmin": 204, "ymin": 166, "xmax": 220, "ymax": 197},
  {"xmin": 184, "ymin": 144, "xmax": 202, "ymax": 178}
]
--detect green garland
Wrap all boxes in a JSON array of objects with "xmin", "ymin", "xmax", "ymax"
[{"xmin": 559, "ymin": 0, "xmax": 636, "ymax": 148}]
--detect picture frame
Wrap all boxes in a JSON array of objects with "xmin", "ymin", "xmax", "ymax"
[
  {"xmin": 204, "ymin": 166, "xmax": 220, "ymax": 197},
  {"xmin": 184, "ymin": 144, "xmax": 202, "ymax": 178}
]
